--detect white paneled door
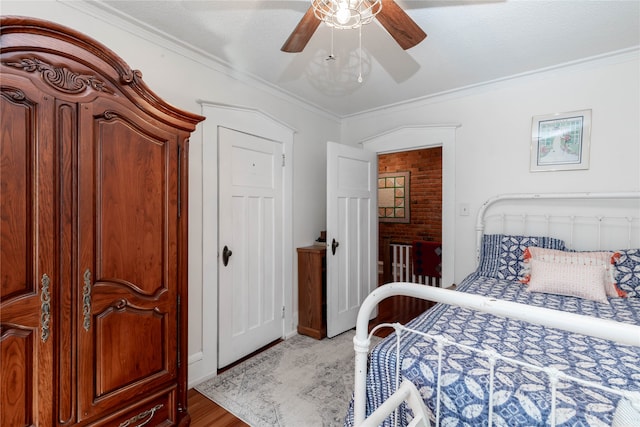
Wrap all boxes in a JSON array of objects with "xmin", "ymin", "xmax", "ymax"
[
  {"xmin": 326, "ymin": 142, "xmax": 378, "ymax": 337},
  {"xmin": 218, "ymin": 127, "xmax": 284, "ymax": 368}
]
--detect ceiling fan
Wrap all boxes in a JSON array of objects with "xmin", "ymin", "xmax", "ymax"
[{"xmin": 281, "ymin": 0, "xmax": 427, "ymax": 53}]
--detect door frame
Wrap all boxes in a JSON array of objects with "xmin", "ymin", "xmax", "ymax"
[
  {"xmin": 192, "ymin": 102, "xmax": 295, "ymax": 385},
  {"xmin": 360, "ymin": 125, "xmax": 459, "ymax": 289}
]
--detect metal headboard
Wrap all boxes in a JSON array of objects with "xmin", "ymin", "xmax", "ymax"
[{"xmin": 475, "ymin": 192, "xmax": 640, "ymax": 266}]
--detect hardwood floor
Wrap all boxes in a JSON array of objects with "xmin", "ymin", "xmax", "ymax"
[
  {"xmin": 371, "ymin": 294, "xmax": 434, "ymax": 337},
  {"xmin": 188, "ymin": 388, "xmax": 249, "ymax": 427}
]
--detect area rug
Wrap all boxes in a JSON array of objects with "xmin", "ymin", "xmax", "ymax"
[{"xmin": 195, "ymin": 329, "xmax": 380, "ymax": 427}]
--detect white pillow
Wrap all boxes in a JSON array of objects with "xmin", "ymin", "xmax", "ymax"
[
  {"xmin": 526, "ymin": 258, "xmax": 610, "ymax": 303},
  {"xmin": 522, "ymin": 247, "xmax": 622, "ymax": 298}
]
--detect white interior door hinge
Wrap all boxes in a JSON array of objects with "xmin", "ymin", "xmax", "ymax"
[{"xmin": 282, "ymin": 154, "xmax": 285, "ymax": 167}]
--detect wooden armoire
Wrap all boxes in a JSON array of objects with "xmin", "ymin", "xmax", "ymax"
[{"xmin": 0, "ymin": 16, "xmax": 205, "ymax": 426}]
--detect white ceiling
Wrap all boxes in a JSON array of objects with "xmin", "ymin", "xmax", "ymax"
[{"xmin": 94, "ymin": 0, "xmax": 640, "ymax": 117}]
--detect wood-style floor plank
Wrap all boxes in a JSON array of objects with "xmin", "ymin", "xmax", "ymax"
[
  {"xmin": 188, "ymin": 388, "xmax": 249, "ymax": 427},
  {"xmin": 372, "ymin": 295, "xmax": 433, "ymax": 337}
]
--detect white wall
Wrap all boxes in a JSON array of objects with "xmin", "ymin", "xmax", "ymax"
[
  {"xmin": 342, "ymin": 51, "xmax": 640, "ymax": 282},
  {"xmin": 3, "ymin": 0, "xmax": 338, "ymax": 382}
]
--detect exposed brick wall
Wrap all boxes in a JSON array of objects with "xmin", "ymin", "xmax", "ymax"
[{"xmin": 378, "ymin": 147, "xmax": 442, "ymax": 261}]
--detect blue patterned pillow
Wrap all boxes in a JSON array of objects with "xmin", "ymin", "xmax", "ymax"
[
  {"xmin": 478, "ymin": 234, "xmax": 566, "ymax": 280},
  {"xmin": 614, "ymin": 249, "xmax": 640, "ymax": 297},
  {"xmin": 478, "ymin": 234, "xmax": 504, "ymax": 277}
]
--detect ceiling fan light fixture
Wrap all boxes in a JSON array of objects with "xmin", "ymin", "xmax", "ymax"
[
  {"xmin": 335, "ymin": 2, "xmax": 351, "ymax": 25},
  {"xmin": 312, "ymin": 0, "xmax": 382, "ymax": 30}
]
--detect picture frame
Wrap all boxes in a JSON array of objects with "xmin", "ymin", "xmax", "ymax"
[
  {"xmin": 530, "ymin": 109, "xmax": 591, "ymax": 172},
  {"xmin": 378, "ymin": 171, "xmax": 410, "ymax": 223}
]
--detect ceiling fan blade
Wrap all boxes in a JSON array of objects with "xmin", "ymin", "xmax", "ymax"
[
  {"xmin": 281, "ymin": 6, "xmax": 321, "ymax": 53},
  {"xmin": 376, "ymin": 0, "xmax": 427, "ymax": 50}
]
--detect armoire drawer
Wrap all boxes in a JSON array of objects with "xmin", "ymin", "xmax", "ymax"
[{"xmin": 87, "ymin": 388, "xmax": 175, "ymax": 427}]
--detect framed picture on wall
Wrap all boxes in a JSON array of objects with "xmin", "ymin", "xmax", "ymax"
[
  {"xmin": 378, "ymin": 171, "xmax": 410, "ymax": 223},
  {"xmin": 530, "ymin": 109, "xmax": 591, "ymax": 172}
]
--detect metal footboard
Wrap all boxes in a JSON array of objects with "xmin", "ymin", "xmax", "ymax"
[{"xmin": 352, "ymin": 283, "xmax": 640, "ymax": 426}]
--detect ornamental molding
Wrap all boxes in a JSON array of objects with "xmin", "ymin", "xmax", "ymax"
[{"xmin": 3, "ymin": 57, "xmax": 115, "ymax": 95}]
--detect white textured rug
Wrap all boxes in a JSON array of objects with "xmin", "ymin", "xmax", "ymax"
[{"xmin": 195, "ymin": 330, "xmax": 378, "ymax": 427}]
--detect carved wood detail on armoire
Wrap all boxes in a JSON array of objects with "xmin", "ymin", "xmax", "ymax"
[{"xmin": 0, "ymin": 16, "xmax": 205, "ymax": 426}]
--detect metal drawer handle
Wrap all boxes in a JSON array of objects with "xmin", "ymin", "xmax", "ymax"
[
  {"xmin": 118, "ymin": 404, "xmax": 163, "ymax": 427},
  {"xmin": 41, "ymin": 274, "xmax": 51, "ymax": 342}
]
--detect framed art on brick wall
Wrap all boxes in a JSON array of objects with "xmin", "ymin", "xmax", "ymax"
[{"xmin": 378, "ymin": 171, "xmax": 410, "ymax": 223}]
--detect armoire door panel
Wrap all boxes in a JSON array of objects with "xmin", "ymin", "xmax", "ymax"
[
  {"xmin": 95, "ymin": 306, "xmax": 168, "ymax": 396},
  {"xmin": 76, "ymin": 99, "xmax": 179, "ymax": 421},
  {"xmin": 0, "ymin": 329, "xmax": 35, "ymax": 427},
  {"xmin": 94, "ymin": 115, "xmax": 173, "ymax": 296},
  {"xmin": 1, "ymin": 80, "xmax": 56, "ymax": 427},
  {"xmin": 1, "ymin": 86, "xmax": 35, "ymax": 302}
]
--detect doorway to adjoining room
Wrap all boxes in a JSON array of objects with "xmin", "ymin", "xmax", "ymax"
[{"xmin": 375, "ymin": 147, "xmax": 443, "ymax": 330}]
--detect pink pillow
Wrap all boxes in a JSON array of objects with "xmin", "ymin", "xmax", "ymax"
[
  {"xmin": 521, "ymin": 247, "xmax": 625, "ymax": 298},
  {"xmin": 526, "ymin": 258, "xmax": 609, "ymax": 303}
]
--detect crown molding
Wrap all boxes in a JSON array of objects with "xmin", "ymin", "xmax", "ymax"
[{"xmin": 344, "ymin": 47, "xmax": 640, "ymax": 120}]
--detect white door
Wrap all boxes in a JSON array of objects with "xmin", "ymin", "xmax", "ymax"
[
  {"xmin": 218, "ymin": 127, "xmax": 284, "ymax": 368},
  {"xmin": 326, "ymin": 142, "xmax": 378, "ymax": 337}
]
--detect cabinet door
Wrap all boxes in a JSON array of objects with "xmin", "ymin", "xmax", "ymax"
[
  {"xmin": 0, "ymin": 82, "xmax": 56, "ymax": 426},
  {"xmin": 76, "ymin": 98, "xmax": 181, "ymax": 421}
]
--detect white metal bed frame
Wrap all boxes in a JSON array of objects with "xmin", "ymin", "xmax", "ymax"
[{"xmin": 353, "ymin": 192, "xmax": 640, "ymax": 427}]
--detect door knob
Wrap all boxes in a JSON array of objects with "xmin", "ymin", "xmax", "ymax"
[
  {"xmin": 331, "ymin": 238, "xmax": 339, "ymax": 255},
  {"xmin": 222, "ymin": 245, "xmax": 233, "ymax": 266}
]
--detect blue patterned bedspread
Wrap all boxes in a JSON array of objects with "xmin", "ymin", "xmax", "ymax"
[{"xmin": 345, "ymin": 273, "xmax": 640, "ymax": 427}]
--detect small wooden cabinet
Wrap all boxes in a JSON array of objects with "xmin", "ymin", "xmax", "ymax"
[{"xmin": 297, "ymin": 246, "xmax": 327, "ymax": 339}]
